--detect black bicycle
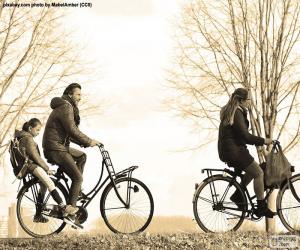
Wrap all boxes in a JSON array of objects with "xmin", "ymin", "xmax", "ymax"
[
  {"xmin": 193, "ymin": 141, "xmax": 300, "ymax": 233},
  {"xmin": 16, "ymin": 144, "xmax": 154, "ymax": 237}
]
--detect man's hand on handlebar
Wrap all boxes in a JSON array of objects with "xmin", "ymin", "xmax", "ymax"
[
  {"xmin": 90, "ymin": 139, "xmax": 102, "ymax": 147},
  {"xmin": 264, "ymin": 138, "xmax": 273, "ymax": 145}
]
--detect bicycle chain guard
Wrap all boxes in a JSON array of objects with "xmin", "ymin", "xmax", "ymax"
[{"xmin": 76, "ymin": 206, "xmax": 88, "ymax": 224}]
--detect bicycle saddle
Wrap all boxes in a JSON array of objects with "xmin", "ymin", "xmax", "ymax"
[{"xmin": 225, "ymin": 162, "xmax": 243, "ymax": 177}]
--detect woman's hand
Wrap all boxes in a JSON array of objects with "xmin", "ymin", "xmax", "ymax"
[{"xmin": 264, "ymin": 138, "xmax": 273, "ymax": 145}]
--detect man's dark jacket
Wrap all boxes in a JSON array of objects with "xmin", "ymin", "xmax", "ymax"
[
  {"xmin": 218, "ymin": 107, "xmax": 264, "ymax": 170},
  {"xmin": 42, "ymin": 97, "xmax": 92, "ymax": 152}
]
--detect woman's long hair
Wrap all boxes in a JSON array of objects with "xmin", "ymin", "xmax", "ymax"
[{"xmin": 220, "ymin": 95, "xmax": 241, "ymax": 126}]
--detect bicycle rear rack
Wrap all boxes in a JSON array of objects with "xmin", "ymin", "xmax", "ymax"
[{"xmin": 201, "ymin": 168, "xmax": 242, "ymax": 178}]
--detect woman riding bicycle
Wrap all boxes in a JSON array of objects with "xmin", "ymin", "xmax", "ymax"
[
  {"xmin": 15, "ymin": 118, "xmax": 78, "ymax": 222},
  {"xmin": 218, "ymin": 87, "xmax": 275, "ymax": 218}
]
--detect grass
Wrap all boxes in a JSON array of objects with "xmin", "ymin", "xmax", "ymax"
[{"xmin": 0, "ymin": 231, "xmax": 297, "ymax": 250}]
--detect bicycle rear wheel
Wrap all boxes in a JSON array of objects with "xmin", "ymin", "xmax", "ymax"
[
  {"xmin": 193, "ymin": 175, "xmax": 246, "ymax": 232},
  {"xmin": 277, "ymin": 174, "xmax": 300, "ymax": 233},
  {"xmin": 100, "ymin": 177, "xmax": 154, "ymax": 234},
  {"xmin": 16, "ymin": 179, "xmax": 68, "ymax": 238}
]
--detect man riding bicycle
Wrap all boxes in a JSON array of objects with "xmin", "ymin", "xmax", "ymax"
[{"xmin": 42, "ymin": 83, "xmax": 101, "ymax": 222}]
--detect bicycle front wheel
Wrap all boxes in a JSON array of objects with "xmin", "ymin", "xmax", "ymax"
[
  {"xmin": 100, "ymin": 177, "xmax": 154, "ymax": 234},
  {"xmin": 16, "ymin": 179, "xmax": 68, "ymax": 238},
  {"xmin": 193, "ymin": 174, "xmax": 246, "ymax": 233},
  {"xmin": 277, "ymin": 174, "xmax": 300, "ymax": 233}
]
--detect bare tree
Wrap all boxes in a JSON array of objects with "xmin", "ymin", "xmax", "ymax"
[
  {"xmin": 168, "ymin": 0, "xmax": 300, "ymax": 232},
  {"xmin": 0, "ymin": 1, "xmax": 103, "ymax": 177}
]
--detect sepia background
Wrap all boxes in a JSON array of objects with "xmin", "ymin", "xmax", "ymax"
[{"xmin": 1, "ymin": 0, "xmax": 299, "ymax": 237}]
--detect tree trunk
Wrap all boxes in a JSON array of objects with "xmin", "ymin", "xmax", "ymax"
[{"xmin": 266, "ymin": 189, "xmax": 278, "ymax": 232}]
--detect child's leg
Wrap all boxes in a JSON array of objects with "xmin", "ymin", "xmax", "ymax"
[{"xmin": 33, "ymin": 167, "xmax": 63, "ymax": 205}]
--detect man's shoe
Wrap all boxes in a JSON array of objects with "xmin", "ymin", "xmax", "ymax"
[
  {"xmin": 33, "ymin": 214, "xmax": 49, "ymax": 223},
  {"xmin": 63, "ymin": 205, "xmax": 79, "ymax": 217},
  {"xmin": 230, "ymin": 190, "xmax": 246, "ymax": 210},
  {"xmin": 255, "ymin": 200, "xmax": 277, "ymax": 218}
]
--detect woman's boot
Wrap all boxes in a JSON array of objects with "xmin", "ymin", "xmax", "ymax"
[
  {"xmin": 33, "ymin": 191, "xmax": 49, "ymax": 223},
  {"xmin": 255, "ymin": 200, "xmax": 277, "ymax": 218},
  {"xmin": 230, "ymin": 189, "xmax": 246, "ymax": 210}
]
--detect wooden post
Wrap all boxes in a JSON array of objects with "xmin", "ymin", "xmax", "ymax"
[{"xmin": 266, "ymin": 190, "xmax": 278, "ymax": 233}]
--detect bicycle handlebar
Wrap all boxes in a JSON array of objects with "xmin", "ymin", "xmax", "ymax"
[
  {"xmin": 97, "ymin": 143, "xmax": 105, "ymax": 153},
  {"xmin": 272, "ymin": 140, "xmax": 280, "ymax": 145}
]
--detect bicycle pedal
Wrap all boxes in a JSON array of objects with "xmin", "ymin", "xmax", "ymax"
[
  {"xmin": 42, "ymin": 210, "xmax": 52, "ymax": 216},
  {"xmin": 63, "ymin": 218, "xmax": 83, "ymax": 229}
]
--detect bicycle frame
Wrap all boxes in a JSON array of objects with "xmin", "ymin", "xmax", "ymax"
[
  {"xmin": 51, "ymin": 145, "xmax": 138, "ymax": 209},
  {"xmin": 17, "ymin": 145, "xmax": 138, "ymax": 212},
  {"xmin": 201, "ymin": 168, "xmax": 276, "ymax": 215}
]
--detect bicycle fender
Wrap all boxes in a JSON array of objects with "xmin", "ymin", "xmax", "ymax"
[
  {"xmin": 192, "ymin": 174, "xmax": 224, "ymax": 203},
  {"xmin": 16, "ymin": 178, "xmax": 38, "ymax": 199},
  {"xmin": 281, "ymin": 174, "xmax": 300, "ymax": 203}
]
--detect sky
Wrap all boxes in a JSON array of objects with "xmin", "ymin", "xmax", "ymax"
[{"xmin": 1, "ymin": 0, "xmax": 299, "ymax": 232}]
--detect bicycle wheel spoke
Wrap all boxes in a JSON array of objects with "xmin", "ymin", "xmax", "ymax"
[
  {"xmin": 108, "ymin": 209, "xmax": 127, "ymax": 224},
  {"xmin": 128, "ymin": 212, "xmax": 143, "ymax": 226},
  {"xmin": 279, "ymin": 205, "xmax": 300, "ymax": 210},
  {"xmin": 23, "ymin": 195, "xmax": 36, "ymax": 204},
  {"xmin": 130, "ymin": 207, "xmax": 151, "ymax": 215},
  {"xmin": 128, "ymin": 210, "xmax": 143, "ymax": 231},
  {"xmin": 105, "ymin": 206, "xmax": 127, "ymax": 210},
  {"xmin": 128, "ymin": 208, "xmax": 149, "ymax": 219},
  {"xmin": 197, "ymin": 196, "xmax": 214, "ymax": 204}
]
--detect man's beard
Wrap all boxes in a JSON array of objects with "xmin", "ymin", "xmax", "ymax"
[{"xmin": 71, "ymin": 97, "xmax": 79, "ymax": 106}]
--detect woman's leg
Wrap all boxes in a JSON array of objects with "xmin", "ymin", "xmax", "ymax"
[
  {"xmin": 33, "ymin": 167, "xmax": 63, "ymax": 205},
  {"xmin": 242, "ymin": 161, "xmax": 264, "ymax": 200},
  {"xmin": 243, "ymin": 161, "xmax": 276, "ymax": 217},
  {"xmin": 232, "ymin": 161, "xmax": 274, "ymax": 217}
]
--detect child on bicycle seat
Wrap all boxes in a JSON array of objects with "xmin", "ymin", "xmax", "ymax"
[{"xmin": 15, "ymin": 118, "xmax": 78, "ymax": 223}]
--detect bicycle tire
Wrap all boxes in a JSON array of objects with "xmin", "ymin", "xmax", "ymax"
[
  {"xmin": 16, "ymin": 178, "xmax": 68, "ymax": 238},
  {"xmin": 100, "ymin": 177, "xmax": 154, "ymax": 234},
  {"xmin": 193, "ymin": 174, "xmax": 246, "ymax": 233},
  {"xmin": 277, "ymin": 174, "xmax": 300, "ymax": 233}
]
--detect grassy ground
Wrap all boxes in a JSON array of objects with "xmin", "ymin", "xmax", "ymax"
[{"xmin": 1, "ymin": 231, "xmax": 298, "ymax": 250}]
